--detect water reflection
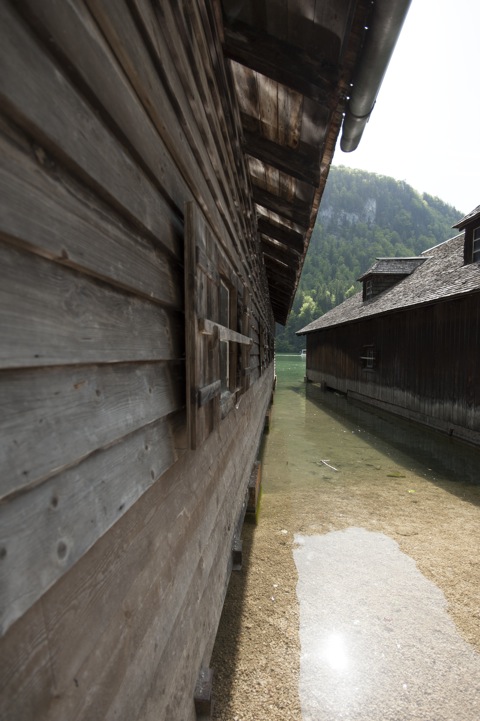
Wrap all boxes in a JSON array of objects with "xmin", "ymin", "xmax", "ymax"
[
  {"xmin": 320, "ymin": 632, "xmax": 349, "ymax": 672},
  {"xmin": 294, "ymin": 528, "xmax": 480, "ymax": 721},
  {"xmin": 305, "ymin": 382, "xmax": 480, "ymax": 487}
]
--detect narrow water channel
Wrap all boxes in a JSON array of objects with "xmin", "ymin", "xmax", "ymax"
[{"xmin": 211, "ymin": 354, "xmax": 480, "ymax": 721}]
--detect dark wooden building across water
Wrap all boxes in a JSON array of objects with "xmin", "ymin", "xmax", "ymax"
[
  {"xmin": 0, "ymin": 1, "xmax": 410, "ymax": 718},
  {"xmin": 298, "ymin": 208, "xmax": 480, "ymax": 447}
]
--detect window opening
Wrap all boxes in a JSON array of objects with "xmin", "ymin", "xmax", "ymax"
[
  {"xmin": 473, "ymin": 226, "xmax": 480, "ymax": 263},
  {"xmin": 361, "ymin": 346, "xmax": 375, "ymax": 369},
  {"xmin": 219, "ymin": 280, "xmax": 230, "ymax": 393}
]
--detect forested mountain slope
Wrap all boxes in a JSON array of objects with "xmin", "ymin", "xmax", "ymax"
[{"xmin": 276, "ymin": 166, "xmax": 462, "ymax": 351}]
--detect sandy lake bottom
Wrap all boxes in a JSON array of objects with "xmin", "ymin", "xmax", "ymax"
[{"xmin": 211, "ymin": 355, "xmax": 480, "ymax": 721}]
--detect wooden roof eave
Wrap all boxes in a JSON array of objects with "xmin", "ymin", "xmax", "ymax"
[
  {"xmin": 218, "ymin": 0, "xmax": 372, "ymax": 324},
  {"xmin": 222, "ymin": 21, "xmax": 337, "ymax": 104},
  {"xmin": 243, "ymin": 133, "xmax": 320, "ymax": 186}
]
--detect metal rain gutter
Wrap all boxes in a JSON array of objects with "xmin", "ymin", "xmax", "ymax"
[{"xmin": 340, "ymin": 0, "xmax": 412, "ymax": 153}]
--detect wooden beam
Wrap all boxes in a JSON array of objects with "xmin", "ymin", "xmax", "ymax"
[
  {"xmin": 264, "ymin": 257, "xmax": 298, "ymax": 285},
  {"xmin": 223, "ymin": 22, "xmax": 337, "ymax": 104},
  {"xmin": 199, "ymin": 318, "xmax": 253, "ymax": 346},
  {"xmin": 197, "ymin": 380, "xmax": 221, "ymax": 408},
  {"xmin": 247, "ymin": 461, "xmax": 262, "ymax": 515},
  {"xmin": 194, "ymin": 667, "xmax": 214, "ymax": 718},
  {"xmin": 252, "ymin": 185, "xmax": 311, "ymax": 228},
  {"xmin": 243, "ymin": 130, "xmax": 319, "ymax": 186},
  {"xmin": 265, "ymin": 256, "xmax": 298, "ymax": 280},
  {"xmin": 260, "ymin": 237, "xmax": 301, "ymax": 267},
  {"xmin": 257, "ymin": 217, "xmax": 305, "ymax": 253}
]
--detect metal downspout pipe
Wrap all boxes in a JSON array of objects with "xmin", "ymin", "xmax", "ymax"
[{"xmin": 340, "ymin": 0, "xmax": 412, "ymax": 153}]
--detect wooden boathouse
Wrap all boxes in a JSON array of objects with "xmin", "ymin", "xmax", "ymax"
[
  {"xmin": 298, "ymin": 209, "xmax": 480, "ymax": 447},
  {"xmin": 0, "ymin": 1, "xmax": 410, "ymax": 718}
]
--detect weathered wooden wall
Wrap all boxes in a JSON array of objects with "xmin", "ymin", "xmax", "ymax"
[
  {"xmin": 0, "ymin": 1, "xmax": 274, "ymax": 719},
  {"xmin": 305, "ymin": 293, "xmax": 480, "ymax": 446}
]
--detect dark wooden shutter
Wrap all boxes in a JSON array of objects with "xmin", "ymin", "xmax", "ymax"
[
  {"xmin": 185, "ymin": 202, "xmax": 253, "ymax": 448},
  {"xmin": 185, "ymin": 202, "xmax": 221, "ymax": 449}
]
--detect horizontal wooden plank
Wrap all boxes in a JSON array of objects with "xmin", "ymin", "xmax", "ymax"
[
  {"xmin": 0, "ymin": 3, "xmax": 176, "ymax": 250},
  {"xmin": 16, "ymin": 0, "xmax": 189, "ymax": 234},
  {"xmin": 0, "ymin": 416, "xmax": 177, "ymax": 635},
  {"xmin": 0, "ymin": 130, "xmax": 182, "ymax": 307},
  {"xmin": 0, "ymin": 361, "xmax": 183, "ymax": 500},
  {"xmin": 24, "ymin": 367, "xmax": 273, "ymax": 721},
  {"xmin": 199, "ymin": 318, "xmax": 253, "ymax": 345},
  {"xmin": 197, "ymin": 380, "xmax": 221, "ymax": 407},
  {"xmin": 0, "ymin": 243, "xmax": 181, "ymax": 368}
]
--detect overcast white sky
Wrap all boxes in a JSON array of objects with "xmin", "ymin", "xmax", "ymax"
[{"xmin": 333, "ymin": 0, "xmax": 479, "ymax": 215}]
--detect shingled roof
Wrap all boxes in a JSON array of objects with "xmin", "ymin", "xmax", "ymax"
[
  {"xmin": 453, "ymin": 205, "xmax": 480, "ymax": 230},
  {"xmin": 298, "ymin": 233, "xmax": 480, "ymax": 335},
  {"xmin": 358, "ymin": 256, "xmax": 426, "ymax": 280}
]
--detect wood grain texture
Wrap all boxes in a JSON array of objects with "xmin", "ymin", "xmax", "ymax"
[
  {"xmin": 0, "ymin": 416, "xmax": 177, "ymax": 635},
  {"xmin": 306, "ymin": 293, "xmax": 480, "ymax": 442},
  {"xmin": 0, "ymin": 361, "xmax": 182, "ymax": 500},
  {"xmin": 127, "ymin": 0, "xmax": 270, "ymax": 324},
  {"xmin": 199, "ymin": 318, "xmax": 253, "ymax": 345},
  {"xmin": 0, "ymin": 3, "xmax": 173, "ymax": 248},
  {"xmin": 0, "ymin": 603, "xmax": 53, "ymax": 721},
  {"xmin": 185, "ymin": 202, "xmax": 222, "ymax": 448},
  {"xmin": 15, "ymin": 0, "xmax": 189, "ymax": 228},
  {"xmin": 0, "ymin": 130, "xmax": 182, "ymax": 306},
  {"xmin": 25, "ymin": 367, "xmax": 274, "ymax": 721},
  {"xmin": 0, "ymin": 243, "xmax": 181, "ymax": 368}
]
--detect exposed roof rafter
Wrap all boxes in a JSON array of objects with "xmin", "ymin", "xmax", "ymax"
[
  {"xmin": 252, "ymin": 185, "xmax": 311, "ymax": 228},
  {"xmin": 222, "ymin": 21, "xmax": 337, "ymax": 104},
  {"xmin": 257, "ymin": 217, "xmax": 305, "ymax": 253},
  {"xmin": 243, "ymin": 130, "xmax": 320, "ymax": 186}
]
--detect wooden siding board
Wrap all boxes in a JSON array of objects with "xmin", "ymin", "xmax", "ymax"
[
  {"xmin": 306, "ymin": 294, "xmax": 480, "ymax": 441},
  {"xmin": 0, "ymin": 416, "xmax": 177, "ymax": 635},
  {"xmin": 93, "ymin": 0, "xmax": 234, "ymax": 279},
  {"xmin": 0, "ymin": 243, "xmax": 181, "ymax": 369},
  {"xmin": 0, "ymin": 604, "xmax": 53, "ymax": 721},
  {"xmin": 90, "ymin": 0, "xmax": 269, "ymax": 329},
  {"xmin": 136, "ymin": 376, "xmax": 273, "ymax": 721},
  {"xmin": 173, "ymin": 0, "xmax": 251, "ymax": 231},
  {"xmin": 0, "ymin": 0, "xmax": 282, "ymax": 717},
  {"xmin": 148, "ymin": 0, "xmax": 240, "ymax": 220},
  {"xmin": 0, "ymin": 362, "xmax": 182, "ymax": 501},
  {"xmin": 15, "ymin": 0, "xmax": 189, "ymax": 231},
  {"xmin": 0, "ymin": 3, "xmax": 175, "ymax": 250},
  {"xmin": 0, "ymin": 130, "xmax": 182, "ymax": 307},
  {"xmin": 5, "ymin": 370, "xmax": 274, "ymax": 721}
]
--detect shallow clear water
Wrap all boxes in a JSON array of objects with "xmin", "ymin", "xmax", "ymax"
[
  {"xmin": 266, "ymin": 355, "xmax": 480, "ymax": 720},
  {"xmin": 269, "ymin": 354, "xmax": 480, "ymax": 490}
]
